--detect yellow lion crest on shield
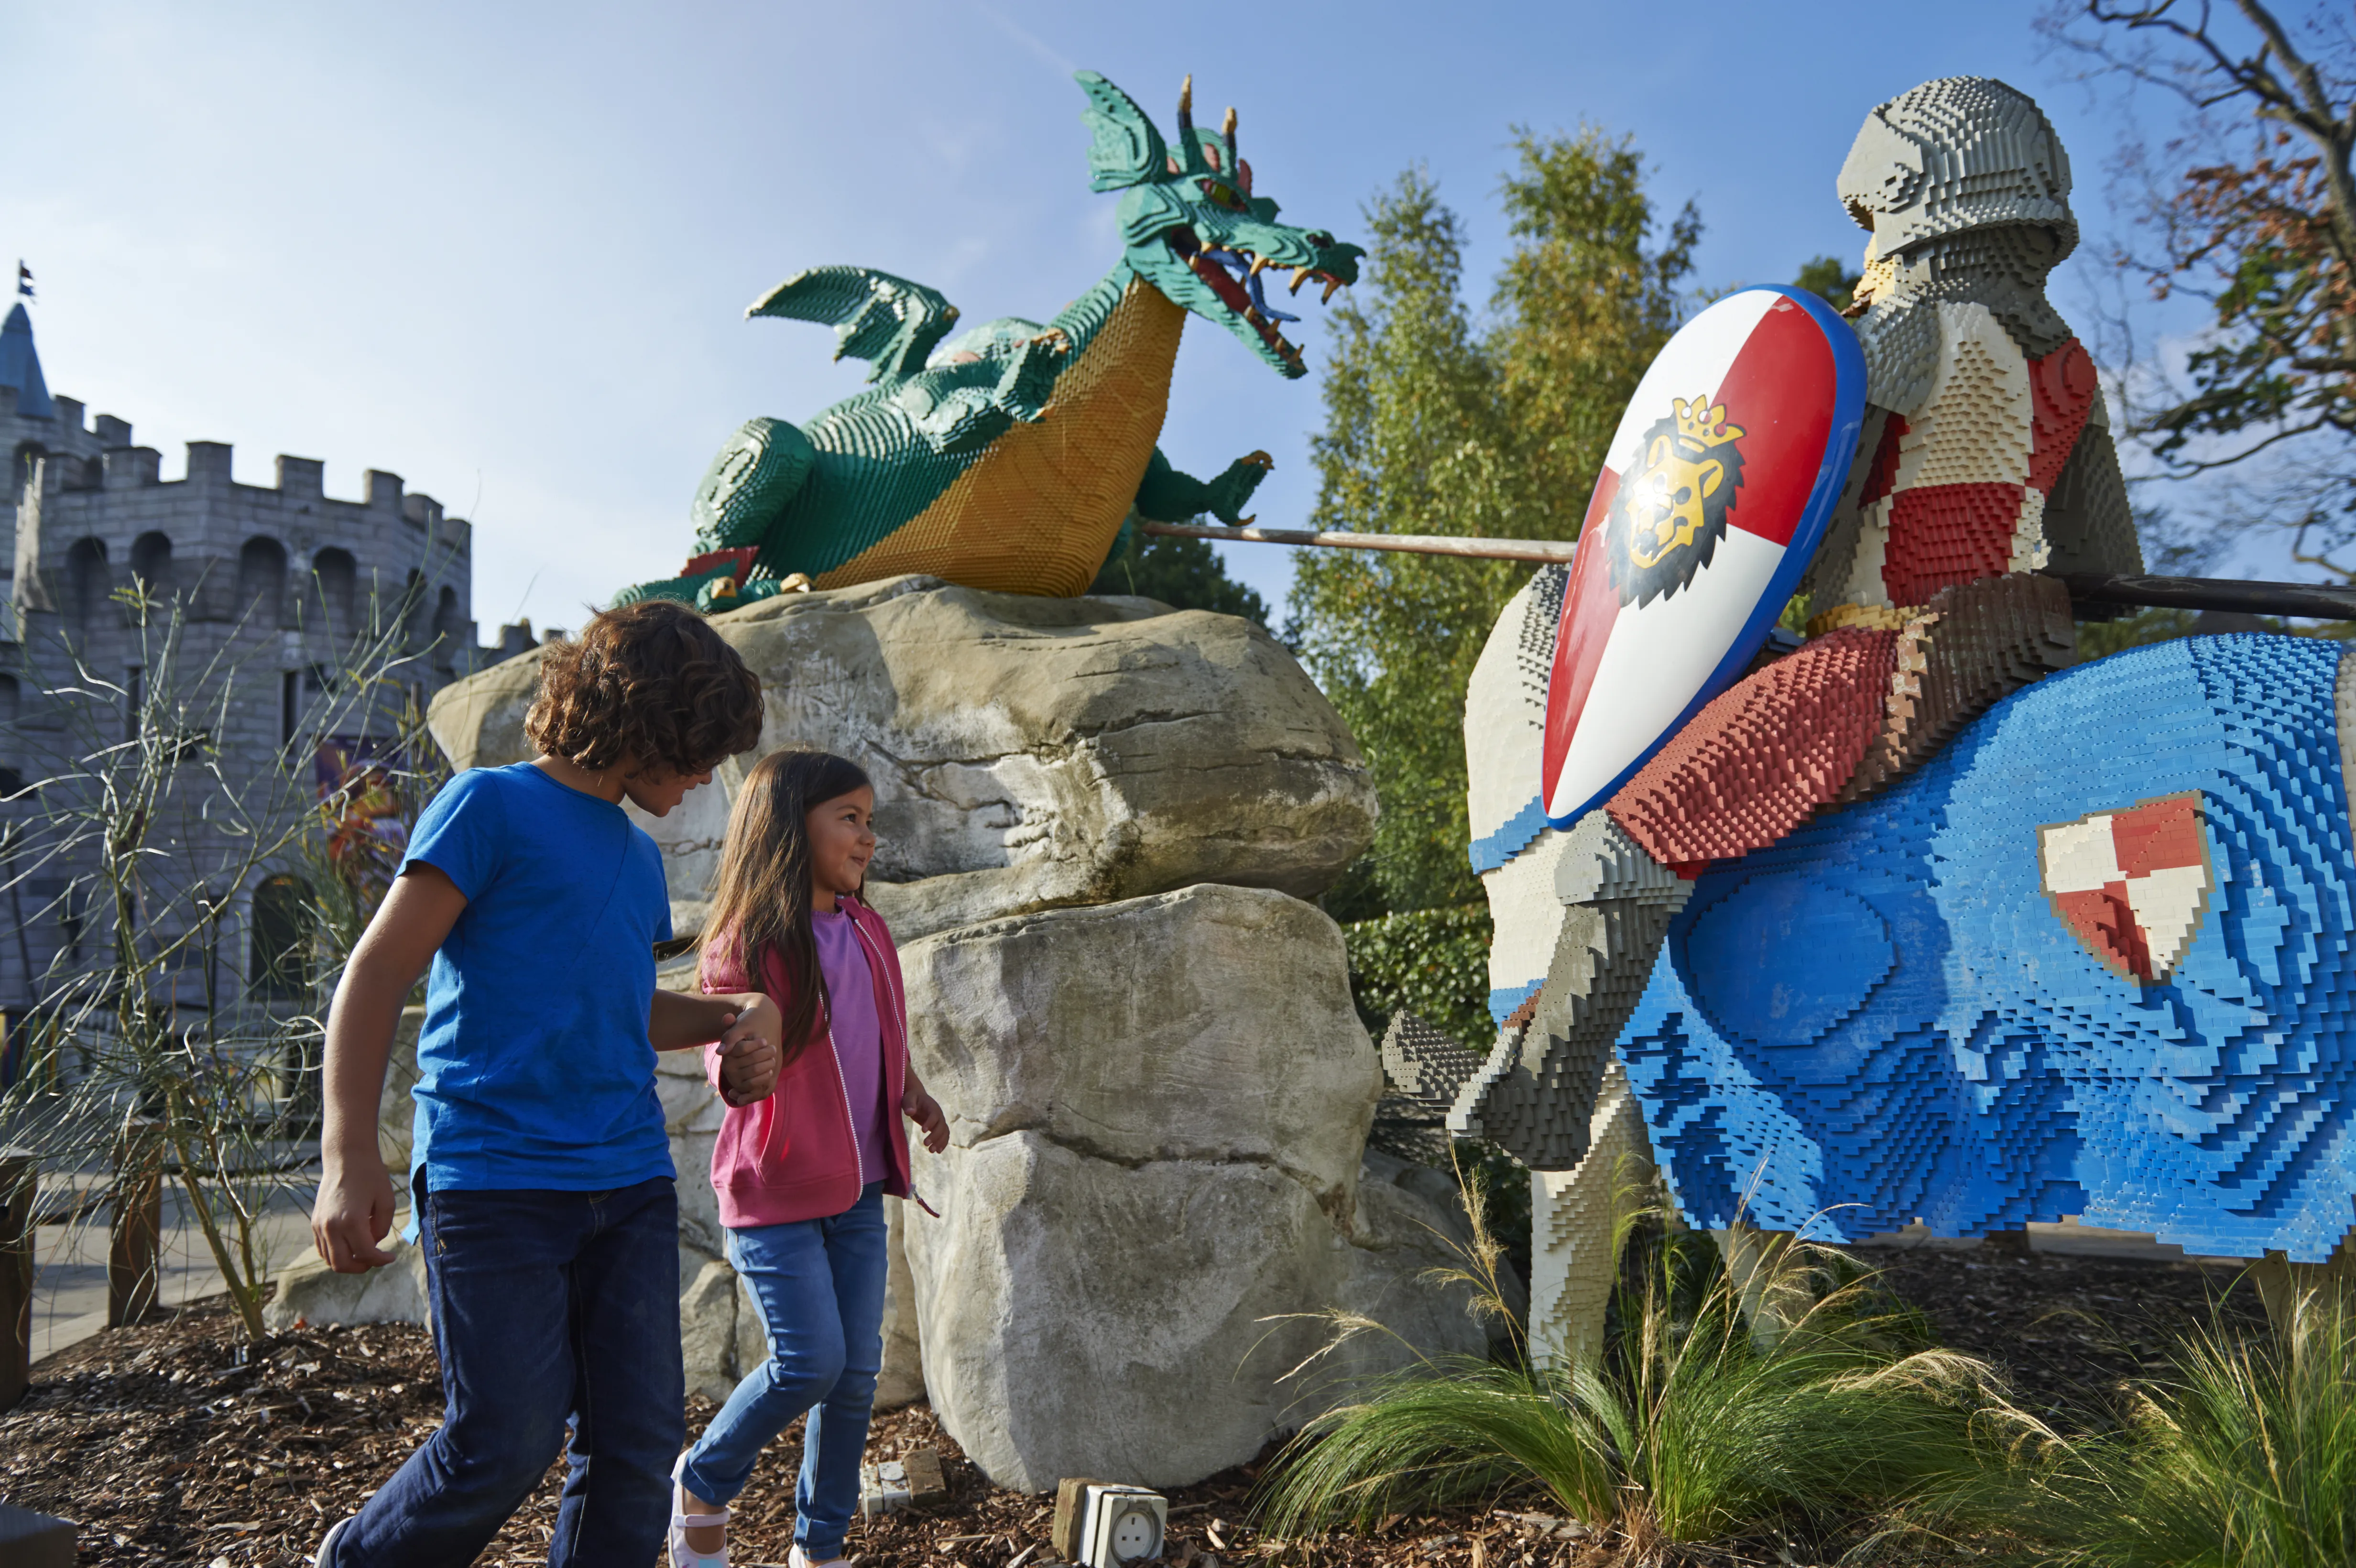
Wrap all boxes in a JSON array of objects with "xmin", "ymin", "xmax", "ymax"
[{"xmin": 1606, "ymin": 393, "xmax": 1748, "ymax": 608}]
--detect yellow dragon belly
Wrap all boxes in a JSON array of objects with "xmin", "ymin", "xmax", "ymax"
[{"xmin": 813, "ymin": 278, "xmax": 1186, "ymax": 597}]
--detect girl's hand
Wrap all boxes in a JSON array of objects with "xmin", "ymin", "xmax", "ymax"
[
  {"xmin": 716, "ymin": 994, "xmax": 782, "ymax": 1106},
  {"xmin": 903, "ymin": 1085, "xmax": 950, "ymax": 1154}
]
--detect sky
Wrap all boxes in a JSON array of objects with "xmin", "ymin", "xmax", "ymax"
[{"xmin": 0, "ymin": 0, "xmax": 2220, "ymax": 641}]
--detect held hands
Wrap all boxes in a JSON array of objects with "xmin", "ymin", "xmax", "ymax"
[
  {"xmin": 715, "ymin": 993, "xmax": 783, "ymax": 1107},
  {"xmin": 312, "ymin": 1146, "xmax": 398, "ymax": 1274},
  {"xmin": 903, "ymin": 1083, "xmax": 950, "ymax": 1154}
]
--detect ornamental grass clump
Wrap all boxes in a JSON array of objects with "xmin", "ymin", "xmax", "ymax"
[
  {"xmin": 1256, "ymin": 1176, "xmax": 2052, "ymax": 1562},
  {"xmin": 2011, "ymin": 1285, "xmax": 2356, "ymax": 1568}
]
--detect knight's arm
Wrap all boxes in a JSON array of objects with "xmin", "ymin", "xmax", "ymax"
[
  {"xmin": 2036, "ymin": 399, "xmax": 2144, "ymax": 581},
  {"xmin": 1133, "ymin": 447, "xmax": 1275, "ymax": 526}
]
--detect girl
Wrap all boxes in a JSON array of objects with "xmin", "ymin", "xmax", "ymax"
[
  {"xmin": 670, "ymin": 750, "xmax": 951, "ymax": 1568},
  {"xmin": 309, "ymin": 598, "xmax": 778, "ymax": 1568}
]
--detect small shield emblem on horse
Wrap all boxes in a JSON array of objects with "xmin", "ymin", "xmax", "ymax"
[{"xmin": 2037, "ymin": 794, "xmax": 2214, "ymax": 984}]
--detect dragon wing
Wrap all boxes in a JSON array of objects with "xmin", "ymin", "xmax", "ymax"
[
  {"xmin": 1075, "ymin": 70, "xmax": 1166, "ymax": 193},
  {"xmin": 746, "ymin": 266, "xmax": 960, "ymax": 384}
]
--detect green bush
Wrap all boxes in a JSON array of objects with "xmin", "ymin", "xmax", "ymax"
[
  {"xmin": 1258, "ymin": 1208, "xmax": 2046, "ymax": 1557},
  {"xmin": 1343, "ymin": 904, "xmax": 1494, "ymax": 1048},
  {"xmin": 2009, "ymin": 1290, "xmax": 2356, "ymax": 1568}
]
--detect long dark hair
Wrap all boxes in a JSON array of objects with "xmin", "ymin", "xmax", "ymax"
[{"xmin": 702, "ymin": 749, "xmax": 873, "ymax": 1062}]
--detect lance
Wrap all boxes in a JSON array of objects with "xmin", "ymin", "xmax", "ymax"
[{"xmin": 1135, "ymin": 521, "xmax": 2356, "ymax": 621}]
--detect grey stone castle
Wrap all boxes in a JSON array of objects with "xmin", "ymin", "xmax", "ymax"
[{"xmin": 1, "ymin": 300, "xmax": 486, "ymax": 1018}]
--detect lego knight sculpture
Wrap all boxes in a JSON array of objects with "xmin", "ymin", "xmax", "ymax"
[
  {"xmin": 617, "ymin": 71, "xmax": 1360, "ymax": 610},
  {"xmin": 1402, "ymin": 77, "xmax": 2356, "ymax": 1359}
]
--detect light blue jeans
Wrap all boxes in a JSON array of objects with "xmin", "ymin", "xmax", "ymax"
[{"xmin": 677, "ymin": 1182, "xmax": 889, "ymax": 1559}]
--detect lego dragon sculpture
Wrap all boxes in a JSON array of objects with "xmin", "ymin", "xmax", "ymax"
[{"xmin": 618, "ymin": 71, "xmax": 1360, "ymax": 609}]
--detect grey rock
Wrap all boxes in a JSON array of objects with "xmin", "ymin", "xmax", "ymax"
[
  {"xmin": 425, "ymin": 576, "xmax": 1376, "ymax": 940},
  {"xmin": 680, "ymin": 1253, "xmax": 742, "ymax": 1404},
  {"xmin": 264, "ymin": 1236, "xmax": 429, "ymax": 1333},
  {"xmin": 1334, "ymin": 1150, "xmax": 1502, "ymax": 1377},
  {"xmin": 876, "ymin": 1195, "xmax": 927, "ymax": 1411},
  {"xmin": 896, "ymin": 884, "xmax": 1481, "ymax": 1492}
]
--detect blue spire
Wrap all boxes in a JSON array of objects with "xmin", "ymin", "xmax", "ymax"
[{"xmin": 0, "ymin": 302, "xmax": 56, "ymax": 419}]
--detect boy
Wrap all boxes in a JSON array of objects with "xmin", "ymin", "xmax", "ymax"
[{"xmin": 309, "ymin": 599, "xmax": 777, "ymax": 1567}]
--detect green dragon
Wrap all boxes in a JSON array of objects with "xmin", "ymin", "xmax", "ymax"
[{"xmin": 617, "ymin": 70, "xmax": 1361, "ymax": 608}]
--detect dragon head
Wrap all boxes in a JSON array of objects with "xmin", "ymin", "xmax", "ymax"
[{"xmin": 1077, "ymin": 70, "xmax": 1362, "ymax": 379}]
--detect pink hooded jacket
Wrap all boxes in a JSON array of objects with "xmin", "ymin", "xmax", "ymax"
[{"xmin": 698, "ymin": 894, "xmax": 913, "ymax": 1228}]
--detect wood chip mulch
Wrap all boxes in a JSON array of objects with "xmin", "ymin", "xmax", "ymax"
[
  {"xmin": 0, "ymin": 1244, "xmax": 2275, "ymax": 1568},
  {"xmin": 1852, "ymin": 1241, "xmax": 2270, "ymax": 1431}
]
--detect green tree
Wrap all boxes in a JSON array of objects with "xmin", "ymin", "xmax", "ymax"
[
  {"xmin": 1794, "ymin": 254, "xmax": 1862, "ymax": 313},
  {"xmin": 1089, "ymin": 528, "xmax": 1270, "ymax": 624},
  {"xmin": 1288, "ymin": 132, "xmax": 1697, "ymax": 913},
  {"xmin": 2046, "ymin": 1, "xmax": 2356, "ymax": 577}
]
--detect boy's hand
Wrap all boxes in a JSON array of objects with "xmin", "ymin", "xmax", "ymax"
[
  {"xmin": 313, "ymin": 1148, "xmax": 398, "ymax": 1273},
  {"xmin": 716, "ymin": 993, "xmax": 782, "ymax": 1106},
  {"xmin": 718, "ymin": 1035, "xmax": 778, "ymax": 1106},
  {"xmin": 903, "ymin": 1085, "xmax": 950, "ymax": 1154}
]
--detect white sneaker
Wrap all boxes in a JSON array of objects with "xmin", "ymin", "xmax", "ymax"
[
  {"xmin": 789, "ymin": 1547, "xmax": 851, "ymax": 1568},
  {"xmin": 313, "ymin": 1514, "xmax": 356, "ymax": 1568},
  {"xmin": 669, "ymin": 1453, "xmax": 731, "ymax": 1568}
]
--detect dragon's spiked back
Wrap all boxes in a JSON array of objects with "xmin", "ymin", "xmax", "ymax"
[{"xmin": 1078, "ymin": 70, "xmax": 1362, "ymax": 378}]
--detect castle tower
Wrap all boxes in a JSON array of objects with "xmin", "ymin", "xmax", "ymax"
[{"xmin": 1, "ymin": 296, "xmax": 485, "ymax": 1019}]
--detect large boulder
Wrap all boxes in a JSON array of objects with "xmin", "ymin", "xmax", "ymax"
[
  {"xmin": 426, "ymin": 576, "xmax": 1376, "ymax": 939},
  {"xmin": 265, "ymin": 1236, "xmax": 429, "ymax": 1334},
  {"xmin": 896, "ymin": 883, "xmax": 1486, "ymax": 1492}
]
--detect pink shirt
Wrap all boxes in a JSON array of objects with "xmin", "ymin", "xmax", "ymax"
[
  {"xmin": 813, "ymin": 906, "xmax": 891, "ymax": 1182},
  {"xmin": 700, "ymin": 897, "xmax": 912, "ymax": 1229}
]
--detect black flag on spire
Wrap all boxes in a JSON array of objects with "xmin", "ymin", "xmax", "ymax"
[{"xmin": 15, "ymin": 262, "xmax": 30, "ymax": 299}]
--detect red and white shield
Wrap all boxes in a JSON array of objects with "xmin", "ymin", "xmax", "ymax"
[
  {"xmin": 2036, "ymin": 794, "xmax": 2213, "ymax": 984},
  {"xmin": 1540, "ymin": 286, "xmax": 1865, "ymax": 827}
]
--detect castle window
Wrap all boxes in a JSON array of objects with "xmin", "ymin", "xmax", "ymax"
[
  {"xmin": 239, "ymin": 536, "xmax": 287, "ymax": 629},
  {"xmin": 251, "ymin": 874, "xmax": 312, "ymax": 1000},
  {"xmin": 432, "ymin": 585, "xmax": 466, "ymax": 668},
  {"xmin": 130, "ymin": 531, "xmax": 174, "ymax": 600},
  {"xmin": 65, "ymin": 537, "xmax": 108, "ymax": 632},
  {"xmin": 311, "ymin": 547, "xmax": 357, "ymax": 638},
  {"xmin": 400, "ymin": 568, "xmax": 426, "ymax": 647}
]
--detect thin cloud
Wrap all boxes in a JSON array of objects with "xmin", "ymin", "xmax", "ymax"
[{"xmin": 970, "ymin": 2, "xmax": 1075, "ymax": 75}]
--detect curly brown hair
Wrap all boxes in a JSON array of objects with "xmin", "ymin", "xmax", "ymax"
[{"xmin": 523, "ymin": 599, "xmax": 762, "ymax": 776}]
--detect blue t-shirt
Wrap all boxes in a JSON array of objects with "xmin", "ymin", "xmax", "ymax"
[{"xmin": 400, "ymin": 762, "xmax": 675, "ymax": 1193}]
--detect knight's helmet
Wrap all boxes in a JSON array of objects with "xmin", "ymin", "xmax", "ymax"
[
  {"xmin": 1809, "ymin": 76, "xmax": 2140, "ymax": 590},
  {"xmin": 1838, "ymin": 76, "xmax": 2076, "ymax": 266}
]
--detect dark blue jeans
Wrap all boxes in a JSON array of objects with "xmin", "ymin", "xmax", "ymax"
[
  {"xmin": 677, "ymin": 1182, "xmax": 889, "ymax": 1560},
  {"xmin": 329, "ymin": 1177, "xmax": 685, "ymax": 1568}
]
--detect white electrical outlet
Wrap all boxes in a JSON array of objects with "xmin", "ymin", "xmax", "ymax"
[{"xmin": 1078, "ymin": 1485, "xmax": 1167, "ymax": 1567}]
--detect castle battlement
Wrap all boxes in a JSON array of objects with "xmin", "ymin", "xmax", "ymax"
[
  {"xmin": 4, "ymin": 306, "xmax": 479, "ymax": 684},
  {"xmin": 22, "ymin": 438, "xmax": 474, "ymax": 570},
  {"xmin": 0, "ymin": 295, "xmax": 488, "ymax": 1025}
]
